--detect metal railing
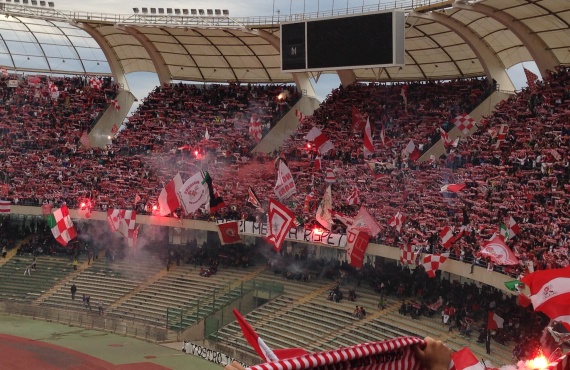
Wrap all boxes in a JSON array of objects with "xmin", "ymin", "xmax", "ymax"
[{"xmin": 0, "ymin": 301, "xmax": 169, "ymax": 342}]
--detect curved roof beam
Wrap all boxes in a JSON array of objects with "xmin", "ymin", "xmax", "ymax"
[
  {"xmin": 223, "ymin": 29, "xmax": 271, "ymax": 81},
  {"xmin": 192, "ymin": 29, "xmax": 238, "ymax": 81},
  {"xmin": 118, "ymin": 25, "xmax": 171, "ymax": 85},
  {"xmin": 0, "ymin": 33, "xmax": 17, "ymax": 69},
  {"xmin": 76, "ymin": 22, "xmax": 129, "ymax": 88},
  {"xmin": 410, "ymin": 11, "xmax": 514, "ymax": 91},
  {"xmin": 410, "ymin": 23, "xmax": 463, "ymax": 77},
  {"xmin": 14, "ymin": 17, "xmax": 51, "ymax": 71},
  {"xmin": 453, "ymin": 2, "xmax": 560, "ymax": 74},
  {"xmin": 160, "ymin": 28, "xmax": 204, "ymax": 81},
  {"xmin": 46, "ymin": 19, "xmax": 87, "ymax": 74}
]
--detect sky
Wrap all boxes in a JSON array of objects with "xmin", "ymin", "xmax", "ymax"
[{"xmin": 48, "ymin": 0, "xmax": 538, "ymax": 102}]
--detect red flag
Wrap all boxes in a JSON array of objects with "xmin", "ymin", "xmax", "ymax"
[
  {"xmin": 440, "ymin": 226, "xmax": 454, "ymax": 249},
  {"xmin": 508, "ymin": 215, "xmax": 520, "ymax": 236},
  {"xmin": 314, "ymin": 155, "xmax": 322, "ymax": 171},
  {"xmin": 495, "ymin": 124, "xmax": 508, "ymax": 148},
  {"xmin": 422, "ymin": 254, "xmax": 448, "ymax": 278},
  {"xmin": 217, "ymin": 221, "xmax": 242, "ymax": 245},
  {"xmin": 304, "ymin": 127, "xmax": 334, "ymax": 155},
  {"xmin": 351, "ymin": 106, "xmax": 367, "ymax": 131},
  {"xmin": 452, "ymin": 113, "xmax": 476, "ymax": 135},
  {"xmin": 487, "ymin": 311, "xmax": 504, "ymax": 330},
  {"xmin": 523, "ymin": 67, "xmax": 539, "ymax": 93},
  {"xmin": 439, "ymin": 127, "xmax": 452, "ymax": 148},
  {"xmin": 400, "ymin": 244, "xmax": 416, "ymax": 265},
  {"xmin": 352, "ymin": 207, "xmax": 381, "ymax": 237},
  {"xmin": 158, "ymin": 173, "xmax": 183, "ymax": 216},
  {"xmin": 450, "ymin": 347, "xmax": 486, "ymax": 370},
  {"xmin": 346, "ymin": 186, "xmax": 360, "ymax": 205},
  {"xmin": 403, "ymin": 139, "xmax": 420, "ymax": 161},
  {"xmin": 363, "ymin": 118, "xmax": 374, "ymax": 156},
  {"xmin": 440, "ymin": 183, "xmax": 466, "ymax": 193},
  {"xmin": 265, "ymin": 198, "xmax": 295, "ymax": 252},
  {"xmin": 345, "ymin": 227, "xmax": 369, "ymax": 268},
  {"xmin": 480, "ymin": 234, "xmax": 518, "ymax": 265},
  {"xmin": 388, "ymin": 212, "xmax": 405, "ymax": 233},
  {"xmin": 247, "ymin": 186, "xmax": 263, "ymax": 211},
  {"xmin": 521, "ymin": 266, "xmax": 570, "ymax": 329},
  {"xmin": 294, "ymin": 109, "xmax": 304, "ymax": 123}
]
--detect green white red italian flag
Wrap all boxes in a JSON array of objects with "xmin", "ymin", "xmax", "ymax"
[{"xmin": 46, "ymin": 205, "xmax": 77, "ymax": 246}]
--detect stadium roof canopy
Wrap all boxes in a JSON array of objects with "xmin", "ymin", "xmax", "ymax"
[{"xmin": 0, "ymin": 0, "xmax": 567, "ymax": 88}]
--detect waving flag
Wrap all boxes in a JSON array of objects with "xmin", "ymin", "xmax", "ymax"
[
  {"xmin": 325, "ymin": 168, "xmax": 336, "ymax": 183},
  {"xmin": 304, "ymin": 127, "xmax": 334, "ymax": 155},
  {"xmin": 249, "ymin": 117, "xmax": 263, "ymax": 142},
  {"xmin": 217, "ymin": 221, "xmax": 241, "ymax": 245},
  {"xmin": 247, "ymin": 186, "xmax": 263, "ymax": 211},
  {"xmin": 314, "ymin": 155, "xmax": 322, "ymax": 171},
  {"xmin": 316, "ymin": 186, "xmax": 333, "ymax": 230},
  {"xmin": 523, "ymin": 67, "xmax": 539, "ymax": 93},
  {"xmin": 89, "ymin": 77, "xmax": 102, "ymax": 89},
  {"xmin": 495, "ymin": 124, "xmax": 508, "ymax": 148},
  {"xmin": 400, "ymin": 244, "xmax": 416, "ymax": 265},
  {"xmin": 274, "ymin": 160, "xmax": 297, "ymax": 200},
  {"xmin": 480, "ymin": 234, "xmax": 519, "ymax": 265},
  {"xmin": 521, "ymin": 266, "xmax": 570, "ymax": 330},
  {"xmin": 487, "ymin": 311, "xmax": 504, "ymax": 330},
  {"xmin": 351, "ymin": 106, "xmax": 367, "ymax": 131},
  {"xmin": 178, "ymin": 171, "xmax": 209, "ymax": 214},
  {"xmin": 439, "ymin": 127, "xmax": 453, "ymax": 148},
  {"xmin": 47, "ymin": 205, "xmax": 77, "ymax": 246},
  {"xmin": 440, "ymin": 183, "xmax": 466, "ymax": 193},
  {"xmin": 389, "ymin": 212, "xmax": 405, "ymax": 232},
  {"xmin": 452, "ymin": 113, "xmax": 476, "ymax": 135},
  {"xmin": 449, "ymin": 347, "xmax": 486, "ymax": 370},
  {"xmin": 158, "ymin": 173, "xmax": 183, "ymax": 216},
  {"xmin": 440, "ymin": 226, "xmax": 454, "ymax": 249},
  {"xmin": 345, "ymin": 226, "xmax": 370, "ymax": 268},
  {"xmin": 0, "ymin": 200, "xmax": 10, "ymax": 213},
  {"xmin": 422, "ymin": 254, "xmax": 448, "ymax": 278},
  {"xmin": 265, "ymin": 198, "xmax": 295, "ymax": 252},
  {"xmin": 352, "ymin": 207, "xmax": 381, "ymax": 237},
  {"xmin": 508, "ymin": 215, "xmax": 520, "ymax": 237},
  {"xmin": 106, "ymin": 208, "xmax": 122, "ymax": 232},
  {"xmin": 363, "ymin": 117, "xmax": 374, "ymax": 156},
  {"xmin": 294, "ymin": 109, "xmax": 304, "ymax": 123},
  {"xmin": 403, "ymin": 139, "xmax": 420, "ymax": 161},
  {"xmin": 400, "ymin": 84, "xmax": 408, "ymax": 109},
  {"xmin": 203, "ymin": 172, "xmax": 225, "ymax": 213},
  {"xmin": 346, "ymin": 186, "xmax": 360, "ymax": 205}
]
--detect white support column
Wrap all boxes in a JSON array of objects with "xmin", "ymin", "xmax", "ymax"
[
  {"xmin": 411, "ymin": 11, "xmax": 515, "ymax": 91},
  {"xmin": 76, "ymin": 23, "xmax": 129, "ymax": 89},
  {"xmin": 337, "ymin": 69, "xmax": 356, "ymax": 87},
  {"xmin": 292, "ymin": 72, "xmax": 317, "ymax": 98},
  {"xmin": 453, "ymin": 2, "xmax": 560, "ymax": 75}
]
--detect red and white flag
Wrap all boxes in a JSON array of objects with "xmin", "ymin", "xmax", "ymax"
[
  {"xmin": 204, "ymin": 128, "xmax": 210, "ymax": 140},
  {"xmin": 80, "ymin": 131, "xmax": 92, "ymax": 148},
  {"xmin": 249, "ymin": 117, "xmax": 263, "ymax": 142},
  {"xmin": 178, "ymin": 171, "xmax": 209, "ymax": 214},
  {"xmin": 422, "ymin": 254, "xmax": 448, "ymax": 278},
  {"xmin": 217, "ymin": 221, "xmax": 242, "ymax": 245},
  {"xmin": 314, "ymin": 155, "xmax": 322, "ymax": 171},
  {"xmin": 440, "ymin": 183, "xmax": 466, "ymax": 193},
  {"xmin": 346, "ymin": 186, "xmax": 360, "ymax": 205},
  {"xmin": 523, "ymin": 67, "xmax": 539, "ymax": 93},
  {"xmin": 508, "ymin": 215, "xmax": 520, "ymax": 236},
  {"xmin": 379, "ymin": 124, "xmax": 392, "ymax": 147},
  {"xmin": 352, "ymin": 207, "xmax": 381, "ymax": 237},
  {"xmin": 158, "ymin": 173, "xmax": 183, "ymax": 216},
  {"xmin": 351, "ymin": 106, "xmax": 367, "ymax": 131},
  {"xmin": 403, "ymin": 140, "xmax": 420, "ymax": 161},
  {"xmin": 274, "ymin": 160, "xmax": 297, "ymax": 200},
  {"xmin": 487, "ymin": 311, "xmax": 504, "ymax": 330},
  {"xmin": 325, "ymin": 168, "xmax": 336, "ymax": 183},
  {"xmin": 440, "ymin": 226, "xmax": 454, "ymax": 249},
  {"xmin": 345, "ymin": 226, "xmax": 370, "ymax": 268},
  {"xmin": 315, "ymin": 186, "xmax": 333, "ymax": 230},
  {"xmin": 495, "ymin": 124, "xmax": 508, "ymax": 148},
  {"xmin": 480, "ymin": 234, "xmax": 519, "ymax": 265},
  {"xmin": 294, "ymin": 109, "xmax": 304, "ymax": 123},
  {"xmin": 449, "ymin": 347, "xmax": 486, "ymax": 370},
  {"xmin": 521, "ymin": 266, "xmax": 570, "ymax": 330},
  {"xmin": 247, "ymin": 186, "xmax": 263, "ymax": 211},
  {"xmin": 452, "ymin": 113, "xmax": 476, "ymax": 135},
  {"xmin": 120, "ymin": 210, "xmax": 137, "ymax": 246},
  {"xmin": 46, "ymin": 205, "xmax": 77, "ymax": 247},
  {"xmin": 400, "ymin": 244, "xmax": 416, "ymax": 265},
  {"xmin": 89, "ymin": 77, "xmax": 102, "ymax": 89},
  {"xmin": 439, "ymin": 127, "xmax": 453, "ymax": 148},
  {"xmin": 363, "ymin": 118, "xmax": 374, "ymax": 157},
  {"xmin": 106, "ymin": 208, "xmax": 122, "ymax": 232},
  {"xmin": 389, "ymin": 212, "xmax": 405, "ymax": 233},
  {"xmin": 0, "ymin": 200, "xmax": 10, "ymax": 213},
  {"xmin": 265, "ymin": 198, "xmax": 295, "ymax": 252},
  {"xmin": 304, "ymin": 126, "xmax": 334, "ymax": 155}
]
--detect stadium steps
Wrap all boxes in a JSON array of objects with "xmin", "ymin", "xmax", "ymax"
[
  {"xmin": 105, "ymin": 264, "xmax": 170, "ymax": 312},
  {"xmin": 0, "ymin": 237, "xmax": 32, "ymax": 268},
  {"xmin": 33, "ymin": 256, "xmax": 93, "ymax": 306}
]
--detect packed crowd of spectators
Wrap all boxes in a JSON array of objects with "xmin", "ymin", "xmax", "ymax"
[{"xmin": 0, "ymin": 67, "xmax": 568, "ymax": 277}]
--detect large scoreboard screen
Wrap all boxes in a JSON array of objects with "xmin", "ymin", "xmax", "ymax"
[{"xmin": 281, "ymin": 11, "xmax": 405, "ymax": 72}]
